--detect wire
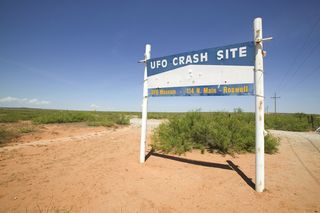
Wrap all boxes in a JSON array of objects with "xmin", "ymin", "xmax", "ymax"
[
  {"xmin": 287, "ymin": 64, "xmax": 320, "ymax": 90},
  {"xmin": 282, "ymin": 39, "xmax": 320, "ymax": 90},
  {"xmin": 277, "ymin": 14, "xmax": 320, "ymax": 90}
]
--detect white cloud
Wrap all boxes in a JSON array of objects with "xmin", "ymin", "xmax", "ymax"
[
  {"xmin": 90, "ymin": 104, "xmax": 99, "ymax": 109},
  {"xmin": 0, "ymin": 96, "xmax": 51, "ymax": 105},
  {"xmin": 28, "ymin": 99, "xmax": 51, "ymax": 105},
  {"xmin": 0, "ymin": 96, "xmax": 20, "ymax": 102}
]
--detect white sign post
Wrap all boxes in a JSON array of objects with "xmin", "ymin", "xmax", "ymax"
[
  {"xmin": 140, "ymin": 44, "xmax": 151, "ymax": 163},
  {"xmin": 254, "ymin": 17, "xmax": 265, "ymax": 192}
]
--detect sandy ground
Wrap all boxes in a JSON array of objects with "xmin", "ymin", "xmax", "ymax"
[{"xmin": 0, "ymin": 121, "xmax": 319, "ymax": 212}]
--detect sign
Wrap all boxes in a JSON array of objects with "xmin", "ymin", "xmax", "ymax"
[
  {"xmin": 147, "ymin": 41, "xmax": 255, "ymax": 97},
  {"xmin": 140, "ymin": 18, "xmax": 270, "ymax": 193}
]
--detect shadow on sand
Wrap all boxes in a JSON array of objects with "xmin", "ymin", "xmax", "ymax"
[{"xmin": 146, "ymin": 150, "xmax": 255, "ymax": 190}]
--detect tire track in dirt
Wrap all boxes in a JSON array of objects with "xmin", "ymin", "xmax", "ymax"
[
  {"xmin": 301, "ymin": 135, "xmax": 320, "ymax": 153},
  {"xmin": 286, "ymin": 132, "xmax": 320, "ymax": 185},
  {"xmin": 0, "ymin": 130, "xmax": 112, "ymax": 152}
]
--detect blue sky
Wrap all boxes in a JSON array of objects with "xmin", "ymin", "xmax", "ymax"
[{"xmin": 0, "ymin": 0, "xmax": 319, "ymax": 113}]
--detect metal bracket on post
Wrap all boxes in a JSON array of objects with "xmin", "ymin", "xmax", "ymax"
[
  {"xmin": 255, "ymin": 37, "xmax": 273, "ymax": 43},
  {"xmin": 256, "ymin": 37, "xmax": 273, "ymax": 57},
  {"xmin": 138, "ymin": 59, "xmax": 147, "ymax": 64}
]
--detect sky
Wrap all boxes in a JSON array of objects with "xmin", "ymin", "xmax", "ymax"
[{"xmin": 0, "ymin": 0, "xmax": 320, "ymax": 113}]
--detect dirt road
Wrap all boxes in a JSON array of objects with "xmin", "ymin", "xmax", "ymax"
[{"xmin": 0, "ymin": 122, "xmax": 319, "ymax": 212}]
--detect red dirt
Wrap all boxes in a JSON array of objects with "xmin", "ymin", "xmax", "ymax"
[{"xmin": 0, "ymin": 124, "xmax": 319, "ymax": 212}]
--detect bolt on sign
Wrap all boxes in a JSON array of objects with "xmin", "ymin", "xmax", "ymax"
[{"xmin": 147, "ymin": 42, "xmax": 255, "ymax": 97}]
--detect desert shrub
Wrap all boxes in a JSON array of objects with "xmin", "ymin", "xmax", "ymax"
[
  {"xmin": 0, "ymin": 123, "xmax": 38, "ymax": 146},
  {"xmin": 233, "ymin": 107, "xmax": 243, "ymax": 113},
  {"xmin": 114, "ymin": 114, "xmax": 130, "ymax": 125},
  {"xmin": 0, "ymin": 128, "xmax": 17, "ymax": 145},
  {"xmin": 265, "ymin": 134, "xmax": 279, "ymax": 154},
  {"xmin": 152, "ymin": 111, "xmax": 279, "ymax": 155},
  {"xmin": 265, "ymin": 113, "xmax": 318, "ymax": 131},
  {"xmin": 19, "ymin": 126, "xmax": 35, "ymax": 133}
]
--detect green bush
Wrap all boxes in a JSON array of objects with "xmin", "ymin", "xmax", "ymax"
[
  {"xmin": 114, "ymin": 114, "xmax": 130, "ymax": 125},
  {"xmin": 264, "ymin": 134, "xmax": 279, "ymax": 154},
  {"xmin": 152, "ymin": 111, "xmax": 279, "ymax": 155}
]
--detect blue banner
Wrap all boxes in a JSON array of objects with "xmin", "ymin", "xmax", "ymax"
[
  {"xmin": 148, "ymin": 83, "xmax": 254, "ymax": 97},
  {"xmin": 147, "ymin": 41, "xmax": 254, "ymax": 77}
]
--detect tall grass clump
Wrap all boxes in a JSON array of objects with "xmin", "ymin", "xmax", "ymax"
[{"xmin": 152, "ymin": 111, "xmax": 279, "ymax": 155}]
